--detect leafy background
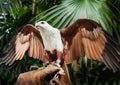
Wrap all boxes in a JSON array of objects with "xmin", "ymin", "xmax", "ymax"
[{"xmin": 0, "ymin": 0, "xmax": 120, "ymax": 85}]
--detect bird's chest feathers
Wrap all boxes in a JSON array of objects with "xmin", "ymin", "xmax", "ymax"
[{"xmin": 40, "ymin": 29, "xmax": 63, "ymax": 53}]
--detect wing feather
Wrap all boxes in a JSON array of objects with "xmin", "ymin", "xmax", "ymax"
[
  {"xmin": 107, "ymin": 48, "xmax": 120, "ymax": 69},
  {"xmin": 93, "ymin": 40, "xmax": 102, "ymax": 60},
  {"xmin": 1, "ymin": 24, "xmax": 46, "ymax": 65},
  {"xmin": 82, "ymin": 38, "xmax": 91, "ymax": 59},
  {"xmin": 107, "ymin": 42, "xmax": 120, "ymax": 61},
  {"xmin": 89, "ymin": 41, "xmax": 97, "ymax": 60},
  {"xmin": 2, "ymin": 48, "xmax": 15, "ymax": 63},
  {"xmin": 37, "ymin": 37, "xmax": 46, "ymax": 61},
  {"xmin": 90, "ymin": 41, "xmax": 100, "ymax": 60},
  {"xmin": 35, "ymin": 36, "xmax": 39, "ymax": 59},
  {"xmin": 37, "ymin": 38, "xmax": 42, "ymax": 59},
  {"xmin": 15, "ymin": 48, "xmax": 22, "ymax": 60},
  {"xmin": 88, "ymin": 41, "xmax": 96, "ymax": 59},
  {"xmin": 29, "ymin": 32, "xmax": 34, "ymax": 57},
  {"xmin": 64, "ymin": 32, "xmax": 84, "ymax": 64},
  {"xmin": 33, "ymin": 34, "xmax": 37, "ymax": 59},
  {"xmin": 15, "ymin": 34, "xmax": 30, "ymax": 60},
  {"xmin": 34, "ymin": 36, "xmax": 39, "ymax": 59},
  {"xmin": 4, "ymin": 49, "xmax": 15, "ymax": 65},
  {"xmin": 61, "ymin": 19, "xmax": 120, "ymax": 71},
  {"xmin": 7, "ymin": 54, "xmax": 16, "ymax": 66}
]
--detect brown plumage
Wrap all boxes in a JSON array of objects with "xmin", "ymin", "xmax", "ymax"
[
  {"xmin": 1, "ymin": 19, "xmax": 120, "ymax": 84},
  {"xmin": 61, "ymin": 19, "xmax": 120, "ymax": 70},
  {"xmin": 2, "ymin": 24, "xmax": 47, "ymax": 66},
  {"xmin": 60, "ymin": 19, "xmax": 120, "ymax": 71}
]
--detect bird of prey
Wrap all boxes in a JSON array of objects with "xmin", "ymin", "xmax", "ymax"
[{"xmin": 1, "ymin": 19, "xmax": 120, "ymax": 84}]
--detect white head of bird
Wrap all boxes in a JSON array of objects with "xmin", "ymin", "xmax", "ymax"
[{"xmin": 35, "ymin": 21, "xmax": 54, "ymax": 31}]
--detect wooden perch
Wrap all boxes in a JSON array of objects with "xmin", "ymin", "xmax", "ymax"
[{"xmin": 16, "ymin": 64, "xmax": 67, "ymax": 85}]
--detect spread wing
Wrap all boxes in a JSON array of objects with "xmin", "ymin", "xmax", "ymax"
[
  {"xmin": 60, "ymin": 19, "xmax": 120, "ymax": 71},
  {"xmin": 1, "ymin": 24, "xmax": 48, "ymax": 66}
]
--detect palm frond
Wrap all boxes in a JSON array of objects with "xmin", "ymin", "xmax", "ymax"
[
  {"xmin": 109, "ymin": 0, "xmax": 120, "ymax": 7},
  {"xmin": 0, "ymin": 0, "xmax": 32, "ymax": 29},
  {"xmin": 36, "ymin": 0, "xmax": 120, "ymax": 41}
]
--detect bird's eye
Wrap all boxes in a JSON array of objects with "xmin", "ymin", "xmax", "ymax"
[{"xmin": 41, "ymin": 21, "xmax": 45, "ymax": 24}]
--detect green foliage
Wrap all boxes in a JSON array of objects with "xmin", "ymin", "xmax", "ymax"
[
  {"xmin": 71, "ymin": 58, "xmax": 120, "ymax": 85},
  {"xmin": 0, "ymin": 0, "xmax": 32, "ymax": 57},
  {"xmin": 0, "ymin": 0, "xmax": 120, "ymax": 85},
  {"xmin": 29, "ymin": 0, "xmax": 62, "ymax": 23},
  {"xmin": 36, "ymin": 0, "xmax": 120, "ymax": 42},
  {"xmin": 0, "ymin": 0, "xmax": 34, "ymax": 85},
  {"xmin": 109, "ymin": 0, "xmax": 120, "ymax": 8}
]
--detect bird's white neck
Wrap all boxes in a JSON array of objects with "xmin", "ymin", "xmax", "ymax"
[{"xmin": 38, "ymin": 28, "xmax": 64, "ymax": 54}]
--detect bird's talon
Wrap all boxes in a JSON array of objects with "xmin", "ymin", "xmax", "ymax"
[
  {"xmin": 54, "ymin": 63, "xmax": 61, "ymax": 67},
  {"xmin": 30, "ymin": 65, "xmax": 39, "ymax": 70},
  {"xmin": 38, "ymin": 66, "xmax": 46, "ymax": 70},
  {"xmin": 30, "ymin": 65, "xmax": 46, "ymax": 70},
  {"xmin": 43, "ymin": 61, "xmax": 50, "ymax": 67}
]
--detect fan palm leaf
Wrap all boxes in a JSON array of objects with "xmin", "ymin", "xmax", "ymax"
[
  {"xmin": 109, "ymin": 0, "xmax": 120, "ymax": 7},
  {"xmin": 36, "ymin": 0, "xmax": 120, "ymax": 41}
]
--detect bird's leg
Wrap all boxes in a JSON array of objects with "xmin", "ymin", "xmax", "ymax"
[
  {"xmin": 43, "ymin": 61, "xmax": 50, "ymax": 66},
  {"xmin": 54, "ymin": 51, "xmax": 64, "ymax": 67},
  {"xmin": 43, "ymin": 51, "xmax": 50, "ymax": 66},
  {"xmin": 29, "ymin": 65, "xmax": 39, "ymax": 70}
]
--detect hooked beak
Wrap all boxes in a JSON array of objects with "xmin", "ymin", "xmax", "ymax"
[{"xmin": 35, "ymin": 23, "xmax": 39, "ymax": 28}]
